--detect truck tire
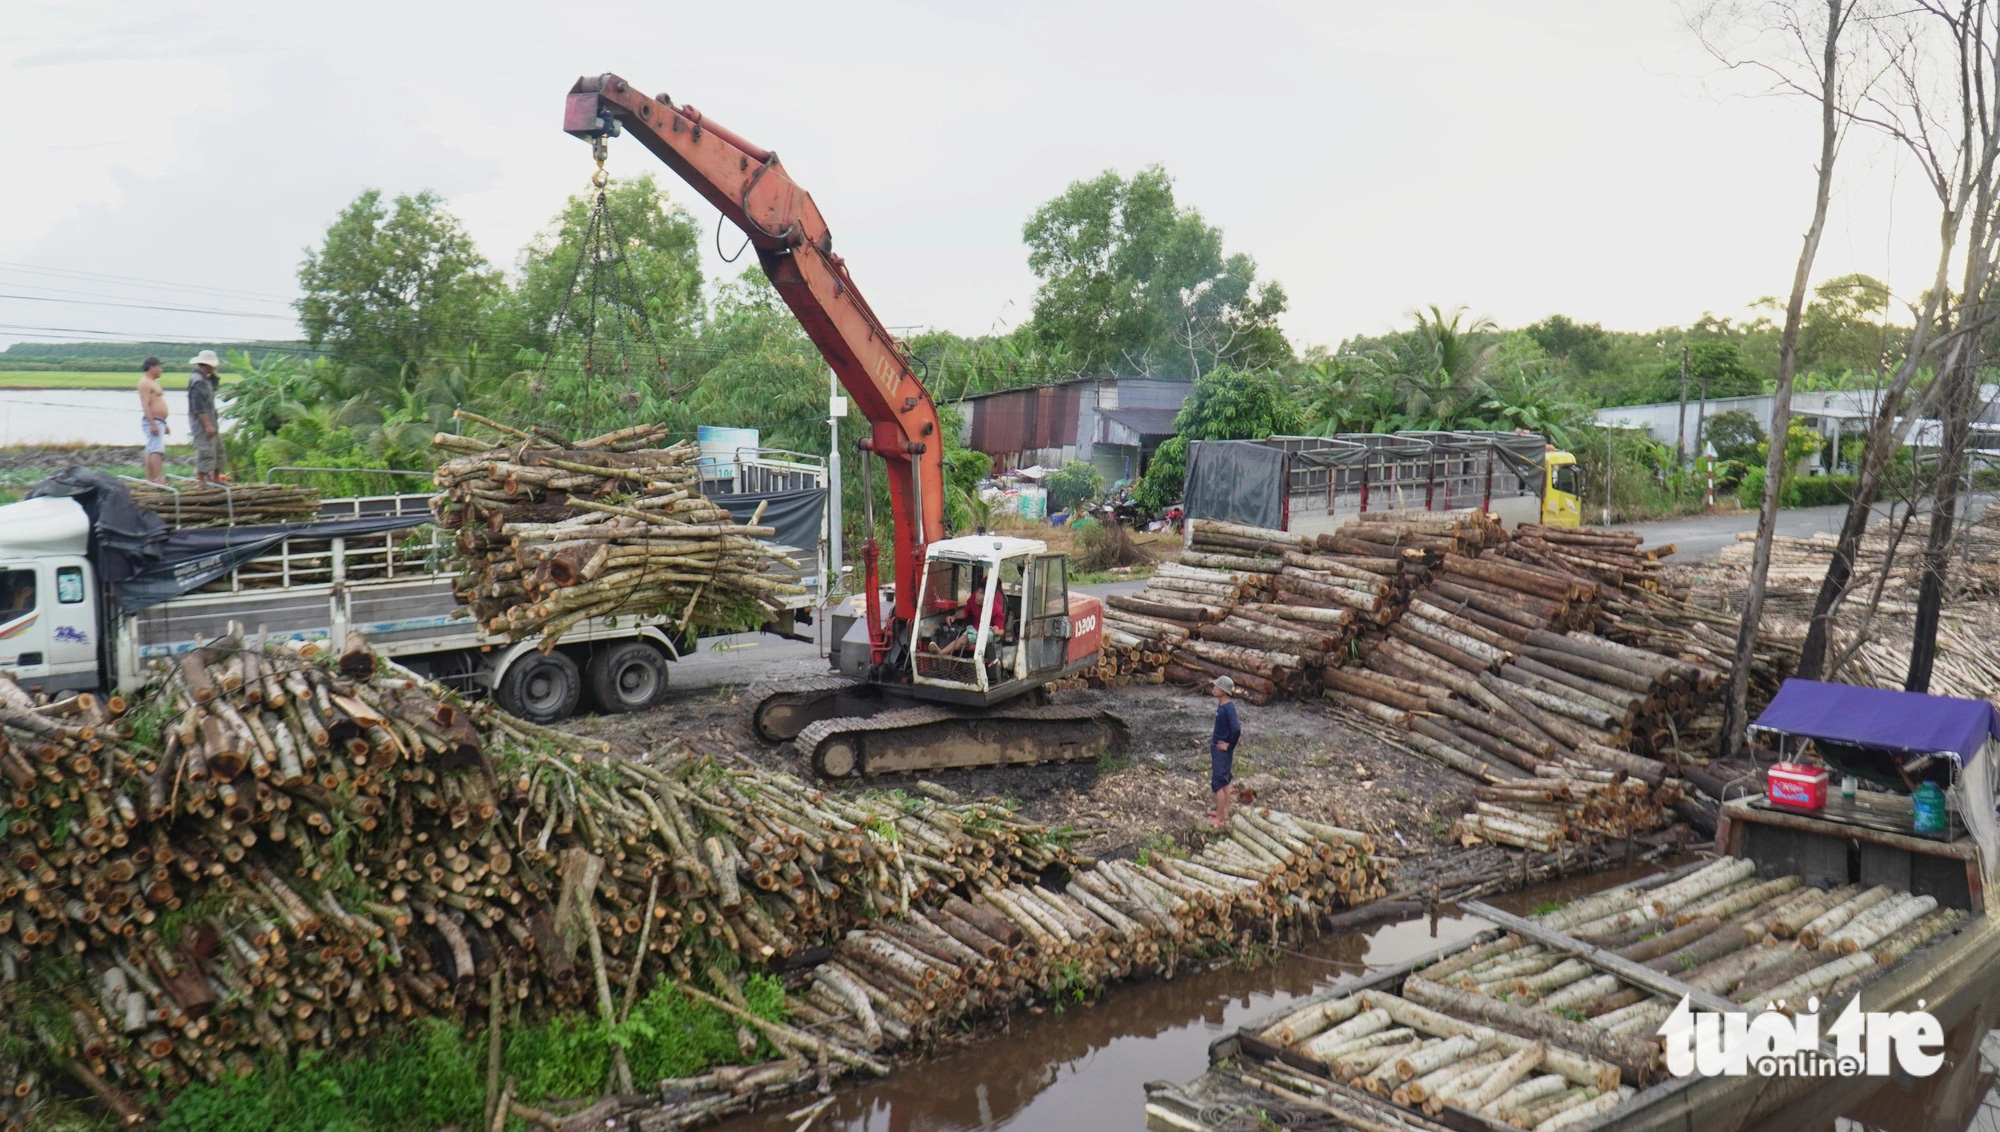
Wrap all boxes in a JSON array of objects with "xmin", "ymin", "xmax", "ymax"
[
  {"xmin": 586, "ymin": 642, "xmax": 668, "ymax": 714},
  {"xmin": 496, "ymin": 651, "xmax": 581, "ymax": 723}
]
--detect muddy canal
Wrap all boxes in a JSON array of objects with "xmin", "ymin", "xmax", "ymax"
[{"xmin": 712, "ymin": 862, "xmax": 1999, "ymax": 1132}]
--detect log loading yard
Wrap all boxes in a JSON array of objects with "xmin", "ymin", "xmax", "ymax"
[{"xmin": 0, "ymin": 71, "xmax": 1996, "ymax": 1132}]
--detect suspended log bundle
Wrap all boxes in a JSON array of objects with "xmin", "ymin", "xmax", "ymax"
[
  {"xmin": 128, "ymin": 483, "xmax": 323, "ymax": 527},
  {"xmin": 430, "ymin": 414, "xmax": 803, "ymax": 648}
]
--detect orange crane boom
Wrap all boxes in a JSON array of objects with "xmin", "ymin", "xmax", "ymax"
[{"xmin": 563, "ymin": 73, "xmax": 945, "ymax": 641}]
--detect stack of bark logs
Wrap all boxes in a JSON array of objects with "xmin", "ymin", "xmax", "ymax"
[
  {"xmin": 0, "ymin": 627, "xmax": 1398, "ymax": 1129},
  {"xmin": 430, "ymin": 413, "xmax": 802, "ymax": 648},
  {"xmin": 128, "ymin": 483, "xmax": 323, "ymax": 527},
  {"xmin": 1230, "ymin": 857, "xmax": 1965, "ymax": 1132},
  {"xmin": 1529, "ymin": 856, "xmax": 1963, "ymax": 1023},
  {"xmin": 1507, "ymin": 524, "xmax": 1681, "ymax": 598}
]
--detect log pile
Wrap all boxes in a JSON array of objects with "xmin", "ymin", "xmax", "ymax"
[
  {"xmin": 0, "ymin": 631, "xmax": 1395, "ymax": 1129},
  {"xmin": 128, "ymin": 483, "xmax": 323, "ymax": 527},
  {"xmin": 1507, "ymin": 524, "xmax": 1682, "ymax": 598},
  {"xmin": 1527, "ymin": 856, "xmax": 1964, "ymax": 1021},
  {"xmin": 1715, "ymin": 519, "xmax": 2000, "ymax": 616},
  {"xmin": 1251, "ymin": 857, "xmax": 1968, "ymax": 1129},
  {"xmin": 430, "ymin": 414, "xmax": 803, "ymax": 648}
]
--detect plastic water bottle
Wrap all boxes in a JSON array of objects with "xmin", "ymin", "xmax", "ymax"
[
  {"xmin": 1912, "ymin": 781, "xmax": 1948, "ymax": 835},
  {"xmin": 1841, "ymin": 775, "xmax": 1857, "ymax": 801}
]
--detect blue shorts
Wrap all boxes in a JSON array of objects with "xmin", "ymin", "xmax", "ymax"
[
  {"xmin": 1210, "ymin": 744, "xmax": 1234, "ymax": 794},
  {"xmin": 142, "ymin": 417, "xmax": 166, "ymax": 455}
]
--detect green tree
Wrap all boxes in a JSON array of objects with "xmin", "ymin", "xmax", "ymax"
[
  {"xmin": 1524, "ymin": 314, "xmax": 1613, "ymax": 375},
  {"xmin": 1136, "ymin": 367, "xmax": 1304, "ymax": 510},
  {"xmin": 1358, "ymin": 305, "xmax": 1501, "ymax": 429},
  {"xmin": 1662, "ymin": 340, "xmax": 1763, "ymax": 401},
  {"xmin": 1799, "ymin": 272, "xmax": 1899, "ymax": 378},
  {"xmin": 1704, "ymin": 409, "xmax": 1765, "ymax": 464},
  {"xmin": 1045, "ymin": 461, "xmax": 1106, "ymax": 512},
  {"xmin": 504, "ymin": 176, "xmax": 704, "ymax": 355},
  {"xmin": 1023, "ymin": 166, "xmax": 1289, "ymax": 378},
  {"xmin": 295, "ymin": 189, "xmax": 501, "ymax": 374}
]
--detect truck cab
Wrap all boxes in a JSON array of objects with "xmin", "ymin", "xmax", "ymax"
[
  {"xmin": 1541, "ymin": 450, "xmax": 1586, "ymax": 527},
  {"xmin": 0, "ymin": 497, "xmax": 103, "ymax": 696}
]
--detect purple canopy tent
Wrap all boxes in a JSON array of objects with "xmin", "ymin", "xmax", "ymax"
[
  {"xmin": 1751, "ymin": 679, "xmax": 2000, "ymax": 766},
  {"xmin": 1751, "ymin": 679, "xmax": 2000, "ymax": 879}
]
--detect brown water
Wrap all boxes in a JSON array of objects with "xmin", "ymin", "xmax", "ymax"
[{"xmin": 711, "ymin": 863, "xmax": 2000, "ymax": 1132}]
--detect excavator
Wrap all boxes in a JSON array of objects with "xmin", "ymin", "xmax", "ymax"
[{"xmin": 563, "ymin": 74, "xmax": 1128, "ymax": 779}]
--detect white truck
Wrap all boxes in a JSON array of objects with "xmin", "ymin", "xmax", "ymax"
[{"xmin": 0, "ymin": 450, "xmax": 827, "ymax": 723}]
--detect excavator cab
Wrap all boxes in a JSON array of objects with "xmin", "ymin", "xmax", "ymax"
[{"xmin": 911, "ymin": 536, "xmax": 1069, "ymax": 697}]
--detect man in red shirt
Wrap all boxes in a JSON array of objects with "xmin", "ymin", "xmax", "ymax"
[{"xmin": 961, "ymin": 568, "xmax": 1006, "ymax": 637}]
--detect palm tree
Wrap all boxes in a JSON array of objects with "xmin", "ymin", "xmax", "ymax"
[{"xmin": 1361, "ymin": 305, "xmax": 1500, "ymax": 429}]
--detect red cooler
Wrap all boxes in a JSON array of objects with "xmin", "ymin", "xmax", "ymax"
[{"xmin": 1766, "ymin": 762, "xmax": 1828, "ymax": 811}]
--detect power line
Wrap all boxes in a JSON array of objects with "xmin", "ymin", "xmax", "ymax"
[
  {"xmin": 0, "ymin": 293, "xmax": 299, "ymax": 322},
  {"xmin": 0, "ymin": 261, "xmax": 298, "ymax": 306}
]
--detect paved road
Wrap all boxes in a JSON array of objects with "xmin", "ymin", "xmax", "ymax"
[
  {"xmin": 664, "ymin": 576, "xmax": 1151, "ymax": 692},
  {"xmin": 1624, "ymin": 495, "xmax": 1991, "ymax": 562}
]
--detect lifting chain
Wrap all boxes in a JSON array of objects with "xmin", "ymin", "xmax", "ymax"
[{"xmin": 530, "ymin": 148, "xmax": 695, "ymax": 430}]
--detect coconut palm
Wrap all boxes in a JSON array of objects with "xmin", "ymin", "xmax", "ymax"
[{"xmin": 1359, "ymin": 305, "xmax": 1501, "ymax": 430}]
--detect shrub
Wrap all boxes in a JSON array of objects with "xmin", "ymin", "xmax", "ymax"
[
  {"xmin": 1737, "ymin": 469, "xmax": 1863, "ymax": 509},
  {"xmin": 1045, "ymin": 461, "xmax": 1105, "ymax": 513},
  {"xmin": 1072, "ymin": 518, "xmax": 1152, "ymax": 573}
]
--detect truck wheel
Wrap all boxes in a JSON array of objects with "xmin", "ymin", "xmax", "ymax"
[
  {"xmin": 496, "ymin": 651, "xmax": 581, "ymax": 723},
  {"xmin": 586, "ymin": 642, "xmax": 668, "ymax": 714}
]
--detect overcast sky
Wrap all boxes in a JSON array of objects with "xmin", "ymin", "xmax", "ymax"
[{"xmin": 0, "ymin": 0, "xmax": 1946, "ymax": 358}]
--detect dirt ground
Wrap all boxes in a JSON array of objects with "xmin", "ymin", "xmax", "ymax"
[{"xmin": 568, "ymin": 678, "xmax": 1486, "ymax": 866}]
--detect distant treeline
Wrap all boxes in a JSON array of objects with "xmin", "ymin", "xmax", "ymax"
[{"xmin": 0, "ymin": 341, "xmax": 317, "ymax": 372}]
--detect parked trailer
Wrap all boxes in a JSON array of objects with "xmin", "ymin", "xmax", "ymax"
[
  {"xmin": 1183, "ymin": 431, "xmax": 1585, "ymax": 537},
  {"xmin": 0, "ymin": 464, "xmax": 825, "ymax": 724}
]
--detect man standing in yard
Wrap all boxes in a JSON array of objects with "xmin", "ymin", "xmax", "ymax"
[
  {"xmin": 187, "ymin": 350, "xmax": 224, "ymax": 487},
  {"xmin": 1208, "ymin": 676, "xmax": 1241, "ymax": 829},
  {"xmin": 137, "ymin": 356, "xmax": 169, "ymax": 484}
]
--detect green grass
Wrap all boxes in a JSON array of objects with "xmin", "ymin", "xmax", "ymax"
[
  {"xmin": 156, "ymin": 976, "xmax": 789, "ymax": 1132},
  {"xmin": 0, "ymin": 371, "xmax": 241, "ymax": 390}
]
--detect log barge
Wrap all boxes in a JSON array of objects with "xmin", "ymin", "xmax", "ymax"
[{"xmin": 1147, "ymin": 679, "xmax": 2000, "ymax": 1131}]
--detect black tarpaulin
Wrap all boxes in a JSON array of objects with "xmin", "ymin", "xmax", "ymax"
[
  {"xmin": 707, "ymin": 488, "xmax": 825, "ymax": 563},
  {"xmin": 1182, "ymin": 441, "xmax": 1289, "ymax": 531},
  {"xmin": 112, "ymin": 514, "xmax": 430, "ymax": 613},
  {"xmin": 27, "ymin": 468, "xmax": 169, "ymax": 581}
]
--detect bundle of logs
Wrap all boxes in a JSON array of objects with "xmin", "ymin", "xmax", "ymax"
[
  {"xmin": 429, "ymin": 414, "xmax": 802, "ymax": 648},
  {"xmin": 1505, "ymin": 524, "xmax": 1682, "ymax": 598},
  {"xmin": 1232, "ymin": 856, "xmax": 1965, "ymax": 1132},
  {"xmin": 127, "ymin": 483, "xmax": 323, "ymax": 528},
  {"xmin": 0, "ymin": 627, "xmax": 1397, "ymax": 1130},
  {"xmin": 1257, "ymin": 985, "xmax": 1637, "ymax": 1129},
  {"xmin": 1535, "ymin": 856, "xmax": 1965, "ymax": 1018}
]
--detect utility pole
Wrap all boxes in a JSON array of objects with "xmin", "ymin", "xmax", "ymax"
[
  {"xmin": 827, "ymin": 370, "xmax": 846, "ymax": 594},
  {"xmin": 1694, "ymin": 372, "xmax": 1710, "ymax": 464},
  {"xmin": 1675, "ymin": 345, "xmax": 1690, "ymax": 466}
]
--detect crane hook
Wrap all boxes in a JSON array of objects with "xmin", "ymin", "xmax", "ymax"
[{"xmin": 591, "ymin": 136, "xmax": 609, "ymax": 188}]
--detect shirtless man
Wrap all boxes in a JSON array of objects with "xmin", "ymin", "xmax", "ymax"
[{"xmin": 137, "ymin": 356, "xmax": 170, "ymax": 484}]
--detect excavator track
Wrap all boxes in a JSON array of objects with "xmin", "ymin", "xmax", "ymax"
[
  {"xmin": 749, "ymin": 675, "xmax": 874, "ymax": 743},
  {"xmin": 797, "ymin": 701, "xmax": 1129, "ymax": 780}
]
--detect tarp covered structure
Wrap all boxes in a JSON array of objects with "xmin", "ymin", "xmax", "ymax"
[
  {"xmin": 1752, "ymin": 678, "xmax": 2000, "ymax": 766},
  {"xmin": 1753, "ymin": 678, "xmax": 1999, "ymax": 883}
]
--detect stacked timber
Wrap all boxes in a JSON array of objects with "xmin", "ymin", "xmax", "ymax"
[
  {"xmin": 1216, "ymin": 857, "xmax": 1966, "ymax": 1132},
  {"xmin": 1097, "ymin": 563, "xmax": 1254, "ymax": 687},
  {"xmin": 1511, "ymin": 524, "xmax": 1680, "ymax": 598},
  {"xmin": 431, "ymin": 413, "xmax": 802, "ymax": 648},
  {"xmin": 0, "ymin": 630, "xmax": 1396, "ymax": 1129},
  {"xmin": 128, "ymin": 483, "xmax": 322, "ymax": 527}
]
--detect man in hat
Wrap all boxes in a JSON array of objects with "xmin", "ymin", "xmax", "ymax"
[
  {"xmin": 187, "ymin": 350, "xmax": 224, "ymax": 487},
  {"xmin": 1208, "ymin": 675, "xmax": 1241, "ymax": 829},
  {"xmin": 136, "ymin": 356, "xmax": 170, "ymax": 484}
]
